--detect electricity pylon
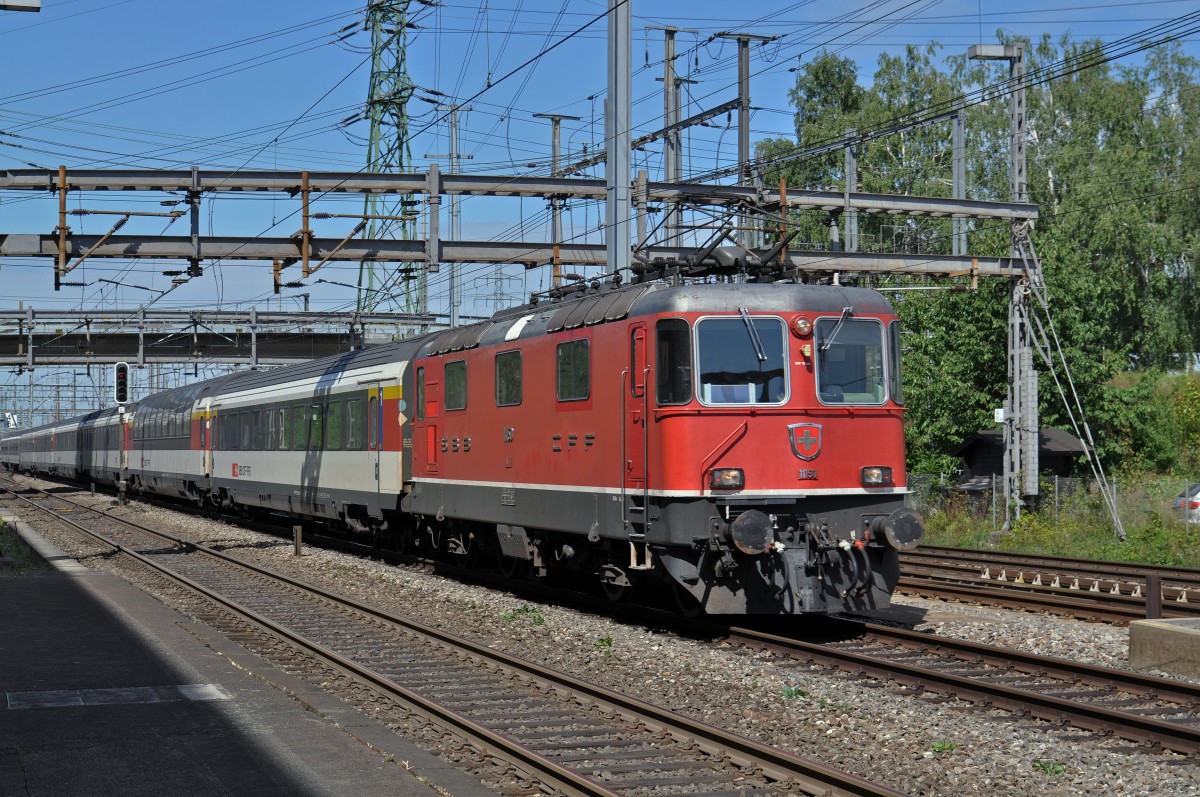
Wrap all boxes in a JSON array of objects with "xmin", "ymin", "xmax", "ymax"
[{"xmin": 358, "ymin": 1, "xmax": 418, "ymax": 314}]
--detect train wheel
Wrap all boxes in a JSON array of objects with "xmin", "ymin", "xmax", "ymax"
[
  {"xmin": 393, "ymin": 527, "xmax": 412, "ymax": 555},
  {"xmin": 600, "ymin": 579, "xmax": 632, "ymax": 603},
  {"xmin": 498, "ymin": 551, "xmax": 528, "ymax": 579},
  {"xmin": 672, "ymin": 581, "xmax": 705, "ymax": 619},
  {"xmin": 448, "ymin": 532, "xmax": 480, "ymax": 569}
]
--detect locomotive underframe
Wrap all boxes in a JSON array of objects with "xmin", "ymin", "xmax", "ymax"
[{"xmin": 407, "ymin": 479, "xmax": 907, "ymax": 614}]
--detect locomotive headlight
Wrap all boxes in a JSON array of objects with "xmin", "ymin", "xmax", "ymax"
[
  {"xmin": 791, "ymin": 316, "xmax": 813, "ymax": 337},
  {"xmin": 710, "ymin": 468, "xmax": 744, "ymax": 489},
  {"xmin": 861, "ymin": 466, "xmax": 894, "ymax": 486}
]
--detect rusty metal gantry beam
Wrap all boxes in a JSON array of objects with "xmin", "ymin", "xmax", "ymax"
[
  {"xmin": 0, "ymin": 166, "xmax": 1037, "ymax": 286},
  {"xmin": 0, "ymin": 308, "xmax": 433, "ymax": 368}
]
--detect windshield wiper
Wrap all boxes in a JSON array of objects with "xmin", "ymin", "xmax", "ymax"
[
  {"xmin": 738, "ymin": 306, "xmax": 767, "ymax": 362},
  {"xmin": 820, "ymin": 306, "xmax": 853, "ymax": 352}
]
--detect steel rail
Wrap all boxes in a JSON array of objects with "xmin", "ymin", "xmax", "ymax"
[
  {"xmin": 905, "ymin": 546, "xmax": 1200, "ymax": 586},
  {"xmin": 894, "ymin": 571, "xmax": 1176, "ymax": 622},
  {"xmin": 728, "ymin": 622, "xmax": 1200, "ymax": 756},
  {"xmin": 1, "ymin": 485, "xmax": 906, "ymax": 797},
  {"xmin": 0, "ymin": 486, "xmax": 622, "ymax": 797}
]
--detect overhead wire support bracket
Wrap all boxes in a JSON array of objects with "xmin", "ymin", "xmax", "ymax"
[
  {"xmin": 304, "ymin": 218, "xmax": 369, "ymax": 278},
  {"xmin": 60, "ymin": 208, "xmax": 186, "ymax": 281}
]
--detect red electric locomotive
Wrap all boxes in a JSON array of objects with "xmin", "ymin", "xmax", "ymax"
[
  {"xmin": 402, "ymin": 280, "xmax": 923, "ymax": 615},
  {"xmin": 4, "ymin": 277, "xmax": 923, "ymax": 617}
]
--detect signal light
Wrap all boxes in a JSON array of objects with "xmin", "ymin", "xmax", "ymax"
[{"xmin": 114, "ymin": 361, "xmax": 130, "ymax": 404}]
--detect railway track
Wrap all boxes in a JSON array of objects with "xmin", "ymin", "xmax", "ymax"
[
  {"xmin": 0, "ymin": 483, "xmax": 904, "ymax": 797},
  {"xmin": 898, "ymin": 545, "xmax": 1200, "ymax": 623},
  {"xmin": 725, "ymin": 619, "xmax": 1200, "ymax": 757},
  {"xmin": 7, "ymin": 475, "xmax": 1199, "ymax": 763}
]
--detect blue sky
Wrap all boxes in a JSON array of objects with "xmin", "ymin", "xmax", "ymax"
[{"xmin": 0, "ymin": 1, "xmax": 1196, "ymax": 324}]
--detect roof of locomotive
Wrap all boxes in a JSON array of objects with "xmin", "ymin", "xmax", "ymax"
[{"xmin": 431, "ymin": 281, "xmax": 895, "ymax": 354}]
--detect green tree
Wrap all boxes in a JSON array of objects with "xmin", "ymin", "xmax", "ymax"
[{"xmin": 769, "ymin": 34, "xmax": 1200, "ymax": 472}]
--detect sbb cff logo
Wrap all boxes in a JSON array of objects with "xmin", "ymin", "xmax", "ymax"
[{"xmin": 232, "ymin": 463, "xmax": 251, "ymax": 478}]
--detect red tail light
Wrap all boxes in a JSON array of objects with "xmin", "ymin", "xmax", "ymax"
[{"xmin": 1190, "ymin": 500, "xmax": 1200, "ymax": 510}]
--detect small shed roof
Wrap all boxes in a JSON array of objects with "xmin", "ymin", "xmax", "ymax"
[{"xmin": 949, "ymin": 428, "xmax": 1087, "ymax": 458}]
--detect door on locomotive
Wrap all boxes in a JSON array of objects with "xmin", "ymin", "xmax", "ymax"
[
  {"xmin": 414, "ymin": 365, "xmax": 439, "ymax": 474},
  {"xmin": 623, "ymin": 324, "xmax": 649, "ymax": 511}
]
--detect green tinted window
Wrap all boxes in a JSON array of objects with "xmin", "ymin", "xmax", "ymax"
[
  {"xmin": 325, "ymin": 402, "xmax": 343, "ymax": 450},
  {"xmin": 292, "ymin": 406, "xmax": 307, "ymax": 449},
  {"xmin": 445, "ymin": 360, "xmax": 467, "ymax": 411},
  {"xmin": 556, "ymin": 340, "xmax": 589, "ymax": 401},
  {"xmin": 308, "ymin": 405, "xmax": 323, "ymax": 450},
  {"xmin": 495, "ymin": 351, "xmax": 521, "ymax": 406},
  {"xmin": 346, "ymin": 398, "xmax": 363, "ymax": 450}
]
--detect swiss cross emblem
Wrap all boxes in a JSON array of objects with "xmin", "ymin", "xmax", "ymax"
[{"xmin": 788, "ymin": 423, "xmax": 822, "ymax": 461}]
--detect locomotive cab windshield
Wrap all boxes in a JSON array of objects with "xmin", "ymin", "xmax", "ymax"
[
  {"xmin": 695, "ymin": 315, "xmax": 787, "ymax": 405},
  {"xmin": 815, "ymin": 317, "xmax": 888, "ymax": 405}
]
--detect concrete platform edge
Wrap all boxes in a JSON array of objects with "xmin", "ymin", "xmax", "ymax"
[{"xmin": 2, "ymin": 510, "xmax": 493, "ymax": 797}]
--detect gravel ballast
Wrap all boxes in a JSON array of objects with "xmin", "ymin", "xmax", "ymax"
[{"xmin": 9, "ymin": 474, "xmax": 1198, "ymax": 797}]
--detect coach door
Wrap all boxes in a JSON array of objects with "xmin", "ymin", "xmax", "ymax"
[
  {"xmin": 623, "ymin": 325, "xmax": 649, "ymax": 532},
  {"xmin": 199, "ymin": 397, "xmax": 214, "ymax": 480},
  {"xmin": 366, "ymin": 384, "xmax": 383, "ymax": 503}
]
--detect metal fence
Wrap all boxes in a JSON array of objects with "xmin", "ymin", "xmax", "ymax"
[{"xmin": 908, "ymin": 473, "xmax": 1200, "ymax": 535}]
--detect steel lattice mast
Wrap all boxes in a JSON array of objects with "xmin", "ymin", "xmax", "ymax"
[{"xmin": 358, "ymin": 1, "xmax": 418, "ymax": 314}]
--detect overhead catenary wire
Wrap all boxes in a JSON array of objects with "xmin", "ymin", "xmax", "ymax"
[{"xmin": 1, "ymin": 2, "xmax": 1194, "ymax": 329}]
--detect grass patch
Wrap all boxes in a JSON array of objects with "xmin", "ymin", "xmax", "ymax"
[
  {"xmin": 915, "ymin": 474, "xmax": 1200, "ymax": 567},
  {"xmin": 1033, "ymin": 759, "xmax": 1066, "ymax": 776},
  {"xmin": 0, "ymin": 520, "xmax": 52, "ymax": 576},
  {"xmin": 500, "ymin": 604, "xmax": 545, "ymax": 625}
]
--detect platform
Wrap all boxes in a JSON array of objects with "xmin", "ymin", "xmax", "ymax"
[
  {"xmin": 0, "ymin": 513, "xmax": 493, "ymax": 797},
  {"xmin": 1129, "ymin": 617, "xmax": 1200, "ymax": 680}
]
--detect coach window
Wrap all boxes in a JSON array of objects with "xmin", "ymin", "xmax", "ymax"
[
  {"xmin": 325, "ymin": 401, "xmax": 343, "ymax": 450},
  {"xmin": 252, "ymin": 410, "xmax": 264, "ymax": 449},
  {"xmin": 495, "ymin": 350, "xmax": 521, "ymax": 406},
  {"xmin": 556, "ymin": 339, "xmax": 589, "ymax": 401},
  {"xmin": 368, "ymin": 395, "xmax": 379, "ymax": 450},
  {"xmin": 346, "ymin": 398, "xmax": 363, "ymax": 450},
  {"xmin": 308, "ymin": 404, "xmax": 324, "ymax": 451},
  {"xmin": 656, "ymin": 319, "xmax": 692, "ymax": 405},
  {"xmin": 278, "ymin": 408, "xmax": 289, "ymax": 450},
  {"xmin": 445, "ymin": 360, "xmax": 467, "ymax": 411},
  {"xmin": 292, "ymin": 405, "xmax": 307, "ymax": 450},
  {"xmin": 240, "ymin": 411, "xmax": 253, "ymax": 450}
]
